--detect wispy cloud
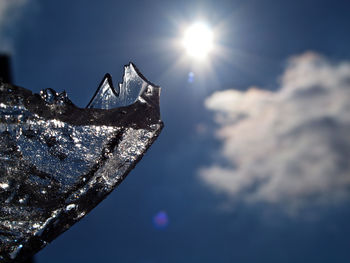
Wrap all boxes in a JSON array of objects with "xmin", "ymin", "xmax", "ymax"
[
  {"xmin": 200, "ymin": 52, "xmax": 350, "ymax": 213},
  {"xmin": 0, "ymin": 0, "xmax": 30, "ymax": 52}
]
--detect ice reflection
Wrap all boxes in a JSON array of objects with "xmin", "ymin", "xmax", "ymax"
[{"xmin": 0, "ymin": 63, "xmax": 163, "ymax": 262}]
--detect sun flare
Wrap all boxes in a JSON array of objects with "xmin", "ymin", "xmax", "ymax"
[{"xmin": 182, "ymin": 22, "xmax": 214, "ymax": 60}]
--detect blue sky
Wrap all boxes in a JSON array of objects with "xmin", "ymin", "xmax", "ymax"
[{"xmin": 1, "ymin": 0, "xmax": 350, "ymax": 262}]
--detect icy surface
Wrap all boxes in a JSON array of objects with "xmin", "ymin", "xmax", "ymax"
[
  {"xmin": 0, "ymin": 64, "xmax": 163, "ymax": 262},
  {"xmin": 87, "ymin": 64, "xmax": 149, "ymax": 109}
]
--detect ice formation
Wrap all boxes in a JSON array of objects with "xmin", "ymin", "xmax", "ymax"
[{"xmin": 0, "ymin": 63, "xmax": 163, "ymax": 262}]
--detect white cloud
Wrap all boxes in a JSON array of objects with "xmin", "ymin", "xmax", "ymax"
[
  {"xmin": 0, "ymin": 0, "xmax": 30, "ymax": 52},
  {"xmin": 200, "ymin": 52, "xmax": 350, "ymax": 213}
]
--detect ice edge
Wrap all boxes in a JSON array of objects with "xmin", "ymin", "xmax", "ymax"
[{"xmin": 86, "ymin": 63, "xmax": 160, "ymax": 109}]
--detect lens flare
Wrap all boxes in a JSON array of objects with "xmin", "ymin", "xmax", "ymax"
[
  {"xmin": 188, "ymin": 71, "xmax": 195, "ymax": 83},
  {"xmin": 153, "ymin": 211, "xmax": 169, "ymax": 229}
]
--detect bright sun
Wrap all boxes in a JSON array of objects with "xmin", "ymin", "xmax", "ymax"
[{"xmin": 182, "ymin": 22, "xmax": 214, "ymax": 60}]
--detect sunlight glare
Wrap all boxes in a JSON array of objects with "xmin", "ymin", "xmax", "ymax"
[{"xmin": 182, "ymin": 22, "xmax": 214, "ymax": 60}]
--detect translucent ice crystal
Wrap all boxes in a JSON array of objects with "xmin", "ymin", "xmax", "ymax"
[
  {"xmin": 87, "ymin": 64, "xmax": 150, "ymax": 109},
  {"xmin": 0, "ymin": 63, "xmax": 163, "ymax": 262}
]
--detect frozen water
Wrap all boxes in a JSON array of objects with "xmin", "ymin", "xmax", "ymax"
[
  {"xmin": 0, "ymin": 64, "xmax": 163, "ymax": 262},
  {"xmin": 87, "ymin": 63, "xmax": 150, "ymax": 109},
  {"xmin": 86, "ymin": 74, "xmax": 118, "ymax": 110}
]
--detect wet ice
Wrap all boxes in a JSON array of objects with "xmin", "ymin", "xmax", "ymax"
[{"xmin": 0, "ymin": 63, "xmax": 163, "ymax": 262}]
